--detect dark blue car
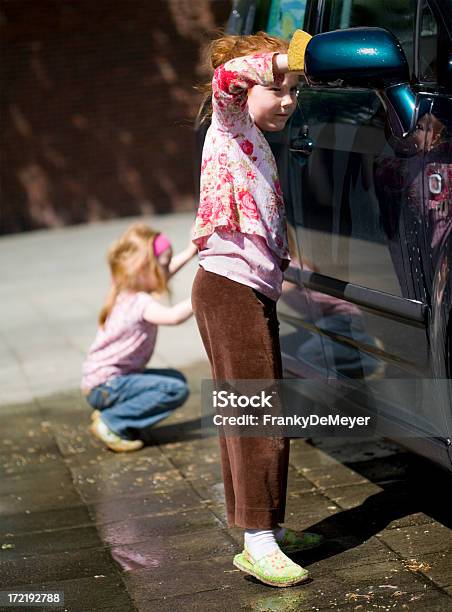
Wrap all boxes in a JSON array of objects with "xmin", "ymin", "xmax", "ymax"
[{"xmin": 195, "ymin": 0, "xmax": 452, "ymax": 471}]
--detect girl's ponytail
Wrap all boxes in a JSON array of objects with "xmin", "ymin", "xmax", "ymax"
[{"xmin": 209, "ymin": 35, "xmax": 241, "ymax": 69}]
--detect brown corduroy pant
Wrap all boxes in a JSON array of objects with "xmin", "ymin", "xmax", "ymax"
[{"xmin": 191, "ymin": 266, "xmax": 290, "ymax": 529}]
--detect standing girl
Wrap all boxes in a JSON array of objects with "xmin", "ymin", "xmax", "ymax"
[
  {"xmin": 82, "ymin": 222, "xmax": 196, "ymax": 452},
  {"xmin": 191, "ymin": 31, "xmax": 323, "ymax": 586}
]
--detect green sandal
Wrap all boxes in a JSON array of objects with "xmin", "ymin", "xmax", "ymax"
[
  {"xmin": 233, "ymin": 548, "xmax": 309, "ymax": 587},
  {"xmin": 277, "ymin": 529, "xmax": 325, "ymax": 554}
]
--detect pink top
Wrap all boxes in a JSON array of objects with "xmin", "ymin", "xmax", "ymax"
[
  {"xmin": 81, "ymin": 291, "xmax": 158, "ymax": 391},
  {"xmin": 192, "ymin": 52, "xmax": 290, "ymax": 261},
  {"xmin": 198, "ymin": 229, "xmax": 283, "ymax": 301}
]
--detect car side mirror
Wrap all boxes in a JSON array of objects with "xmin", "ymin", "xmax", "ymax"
[{"xmin": 304, "ymin": 27, "xmax": 417, "ymax": 137}]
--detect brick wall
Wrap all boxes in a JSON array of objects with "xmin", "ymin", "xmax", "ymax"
[{"xmin": 0, "ymin": 0, "xmax": 231, "ymax": 234}]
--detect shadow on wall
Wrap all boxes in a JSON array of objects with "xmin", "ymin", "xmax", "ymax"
[{"xmin": 0, "ymin": 0, "xmax": 231, "ymax": 234}]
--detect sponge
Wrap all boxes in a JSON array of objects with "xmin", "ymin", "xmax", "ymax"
[{"xmin": 288, "ymin": 29, "xmax": 313, "ymax": 71}]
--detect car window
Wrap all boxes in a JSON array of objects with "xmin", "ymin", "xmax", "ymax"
[
  {"xmin": 419, "ymin": 1, "xmax": 438, "ymax": 82},
  {"xmin": 266, "ymin": 0, "xmax": 307, "ymax": 40},
  {"xmin": 321, "ymin": 0, "xmax": 416, "ymax": 75}
]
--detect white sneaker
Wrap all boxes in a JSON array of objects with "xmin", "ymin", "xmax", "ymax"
[{"xmin": 89, "ymin": 417, "xmax": 143, "ymax": 453}]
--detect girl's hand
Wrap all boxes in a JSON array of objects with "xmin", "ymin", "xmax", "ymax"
[
  {"xmin": 168, "ymin": 223, "xmax": 198, "ymax": 277},
  {"xmin": 187, "ymin": 239, "xmax": 198, "ymax": 258},
  {"xmin": 186, "ymin": 221, "xmax": 198, "ymax": 258}
]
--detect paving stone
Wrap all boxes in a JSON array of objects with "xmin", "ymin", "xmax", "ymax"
[
  {"xmin": 0, "ymin": 549, "xmax": 119, "ymax": 587},
  {"xmin": 69, "ymin": 454, "xmax": 182, "ymax": 503},
  {"xmin": 36, "ymin": 389, "xmax": 88, "ymax": 407},
  {"xmin": 321, "ymin": 488, "xmax": 434, "ymax": 542},
  {"xmin": 0, "ymin": 411, "xmax": 47, "ymax": 433},
  {"xmin": 158, "ymin": 436, "xmax": 219, "ymax": 461},
  {"xmin": 143, "ymin": 556, "xmax": 444, "ymax": 612},
  {"xmin": 238, "ymin": 588, "xmax": 331, "ymax": 612},
  {"xmin": 87, "ymin": 484, "xmax": 204, "ymax": 524},
  {"xmin": 0, "ymin": 483, "xmax": 83, "ymax": 518},
  {"xmin": 185, "ymin": 480, "xmax": 227, "ymax": 524},
  {"xmin": 247, "ymin": 562, "xmax": 431, "ymax": 611},
  {"xmin": 1, "ymin": 419, "xmax": 55, "ymax": 448},
  {"xmin": 0, "ymin": 439, "xmax": 63, "ymax": 477},
  {"xmin": 0, "ymin": 386, "xmax": 35, "ymax": 405},
  {"xmin": 1, "ymin": 504, "xmax": 92, "ymax": 535},
  {"xmin": 313, "ymin": 589, "xmax": 451, "ymax": 612},
  {"xmin": 109, "ymin": 527, "xmax": 237, "ymax": 572},
  {"xmin": 320, "ymin": 481, "xmax": 383, "ymax": 510},
  {"xmin": 68, "ymin": 443, "xmax": 170, "ymax": 468},
  {"xmin": 98, "ymin": 507, "xmax": 222, "ymax": 547},
  {"xmin": 52, "ymin": 420, "xmax": 110, "ymax": 459},
  {"xmin": 288, "ymin": 534, "xmax": 366, "ymax": 568},
  {"xmin": 183, "ymin": 466, "xmax": 227, "ymax": 508},
  {"xmin": 123, "ymin": 554, "xmax": 244, "ymax": 602},
  {"xmin": 384, "ymin": 511, "xmax": 438, "ymax": 530},
  {"xmin": 285, "ymin": 490, "xmax": 343, "ymax": 528},
  {"xmin": 0, "ymin": 524, "xmax": 108, "ymax": 560},
  {"xmin": 413, "ymin": 550, "xmax": 452, "ymax": 589},
  {"xmin": 143, "ymin": 420, "xmax": 209, "ymax": 446},
  {"xmin": 312, "ymin": 536, "xmax": 399, "ymax": 570},
  {"xmin": 308, "ymin": 437, "xmax": 403, "ymax": 464},
  {"xmin": 71, "ymin": 466, "xmax": 186, "ymax": 504},
  {"xmin": 163, "ymin": 449, "xmax": 223, "ymax": 482},
  {"xmin": 330, "ymin": 559, "xmax": 431, "ymax": 591},
  {"xmin": 0, "ymin": 465, "xmax": 75, "ymax": 494},
  {"xmin": 286, "ymin": 465, "xmax": 318, "ymax": 493},
  {"xmin": 377, "ymin": 522, "xmax": 451, "ymax": 557},
  {"xmin": 344, "ymin": 454, "xmax": 418, "ymax": 484},
  {"xmin": 296, "ymin": 463, "xmax": 369, "ymax": 490},
  {"xmin": 133, "ymin": 589, "xmax": 242, "ymax": 612},
  {"xmin": 289, "ymin": 440, "xmax": 342, "ymax": 471}
]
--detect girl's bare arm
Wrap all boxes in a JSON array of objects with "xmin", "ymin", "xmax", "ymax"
[
  {"xmin": 168, "ymin": 243, "xmax": 198, "ymax": 277},
  {"xmin": 144, "ymin": 298, "xmax": 193, "ymax": 325}
]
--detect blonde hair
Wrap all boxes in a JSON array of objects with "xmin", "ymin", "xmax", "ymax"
[
  {"xmin": 196, "ymin": 30, "xmax": 289, "ymax": 125},
  {"xmin": 99, "ymin": 223, "xmax": 170, "ymax": 326}
]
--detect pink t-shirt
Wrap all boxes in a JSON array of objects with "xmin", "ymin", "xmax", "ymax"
[
  {"xmin": 198, "ymin": 229, "xmax": 283, "ymax": 301},
  {"xmin": 81, "ymin": 291, "xmax": 158, "ymax": 391}
]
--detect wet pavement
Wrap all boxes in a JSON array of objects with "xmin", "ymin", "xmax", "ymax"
[
  {"xmin": 1, "ymin": 358, "xmax": 451, "ymax": 611},
  {"xmin": 1, "ymin": 218, "xmax": 451, "ymax": 611}
]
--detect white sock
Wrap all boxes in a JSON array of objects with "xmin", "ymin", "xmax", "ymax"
[
  {"xmin": 274, "ymin": 525, "xmax": 287, "ymax": 542},
  {"xmin": 244, "ymin": 529, "xmax": 279, "ymax": 560}
]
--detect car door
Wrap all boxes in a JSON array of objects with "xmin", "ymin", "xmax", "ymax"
[
  {"xmin": 283, "ymin": 0, "xmax": 450, "ymax": 437},
  {"xmin": 417, "ymin": 0, "xmax": 452, "ymax": 449}
]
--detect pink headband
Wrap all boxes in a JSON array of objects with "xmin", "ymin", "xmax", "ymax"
[{"xmin": 153, "ymin": 233, "xmax": 172, "ymax": 257}]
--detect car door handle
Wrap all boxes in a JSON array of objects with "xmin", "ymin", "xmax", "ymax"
[{"xmin": 289, "ymin": 136, "xmax": 314, "ymax": 156}]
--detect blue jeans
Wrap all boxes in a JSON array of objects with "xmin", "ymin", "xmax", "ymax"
[{"xmin": 86, "ymin": 368, "xmax": 189, "ymax": 440}]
